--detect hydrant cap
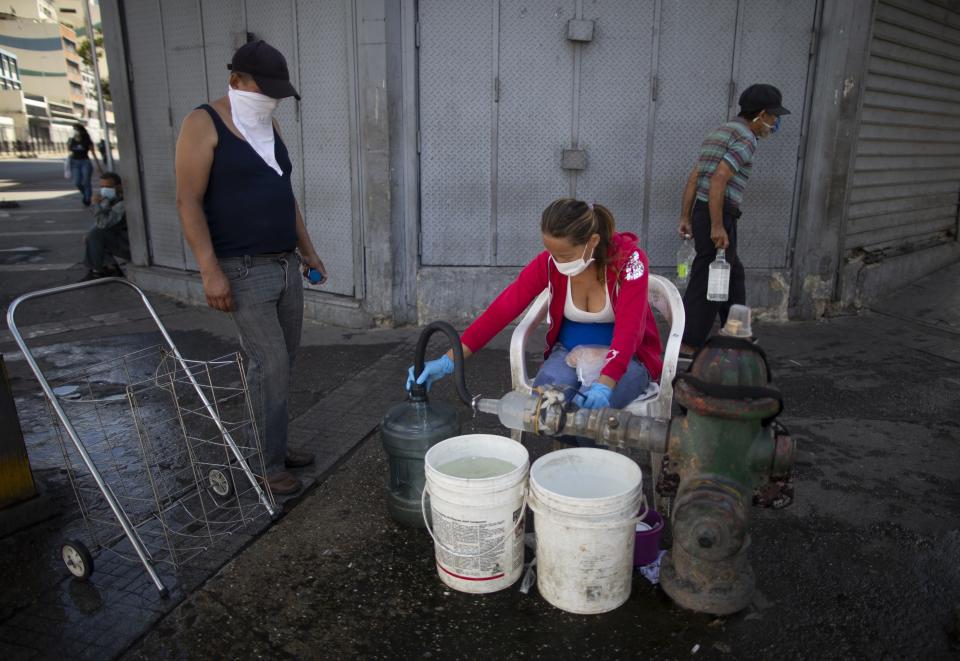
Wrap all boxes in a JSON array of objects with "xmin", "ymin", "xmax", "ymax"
[{"xmin": 673, "ymin": 335, "xmax": 783, "ymax": 423}]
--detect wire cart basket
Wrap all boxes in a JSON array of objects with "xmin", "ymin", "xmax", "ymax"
[{"xmin": 6, "ymin": 279, "xmax": 278, "ymax": 597}]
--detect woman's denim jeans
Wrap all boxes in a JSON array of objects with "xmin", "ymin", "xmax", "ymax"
[
  {"xmin": 532, "ymin": 344, "xmax": 650, "ymax": 447},
  {"xmin": 70, "ymin": 158, "xmax": 93, "ymax": 205}
]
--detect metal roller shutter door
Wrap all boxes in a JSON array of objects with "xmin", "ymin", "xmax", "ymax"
[{"xmin": 846, "ymin": 0, "xmax": 960, "ymax": 253}]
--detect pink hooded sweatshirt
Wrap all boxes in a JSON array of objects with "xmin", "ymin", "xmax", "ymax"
[{"xmin": 460, "ymin": 232, "xmax": 663, "ymax": 383}]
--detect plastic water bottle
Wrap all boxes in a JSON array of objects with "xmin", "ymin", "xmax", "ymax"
[
  {"xmin": 707, "ymin": 249, "xmax": 730, "ymax": 302},
  {"xmin": 676, "ymin": 238, "xmax": 695, "ymax": 285},
  {"xmin": 307, "ymin": 268, "xmax": 325, "ymax": 285}
]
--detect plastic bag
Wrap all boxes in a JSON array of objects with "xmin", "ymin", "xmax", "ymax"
[
  {"xmin": 63, "ymin": 157, "xmax": 72, "ymax": 180},
  {"xmin": 564, "ymin": 345, "xmax": 610, "ymax": 387}
]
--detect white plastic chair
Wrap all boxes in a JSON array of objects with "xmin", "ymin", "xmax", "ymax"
[{"xmin": 507, "ymin": 274, "xmax": 685, "ymax": 510}]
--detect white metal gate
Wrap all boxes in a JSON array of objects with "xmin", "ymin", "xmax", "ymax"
[
  {"xmin": 123, "ymin": 0, "xmax": 360, "ymax": 296},
  {"xmin": 846, "ymin": 0, "xmax": 960, "ymax": 254},
  {"xmin": 418, "ymin": 0, "xmax": 816, "ymax": 268}
]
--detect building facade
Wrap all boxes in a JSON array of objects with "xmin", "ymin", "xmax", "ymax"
[
  {"xmin": 101, "ymin": 0, "xmax": 960, "ymax": 328},
  {"xmin": 0, "ymin": 2, "xmax": 111, "ymax": 147}
]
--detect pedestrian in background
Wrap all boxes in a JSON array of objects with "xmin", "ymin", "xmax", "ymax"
[
  {"xmin": 677, "ymin": 84, "xmax": 789, "ymax": 353},
  {"xmin": 81, "ymin": 171, "xmax": 129, "ymax": 281},
  {"xmin": 174, "ymin": 40, "xmax": 326, "ymax": 496},
  {"xmin": 67, "ymin": 124, "xmax": 101, "ymax": 207}
]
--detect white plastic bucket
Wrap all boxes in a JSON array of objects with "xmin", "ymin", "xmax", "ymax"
[
  {"xmin": 423, "ymin": 434, "xmax": 530, "ymax": 594},
  {"xmin": 529, "ymin": 448, "xmax": 645, "ymax": 614}
]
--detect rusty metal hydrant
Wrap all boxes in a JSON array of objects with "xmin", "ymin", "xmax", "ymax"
[{"xmin": 658, "ymin": 334, "xmax": 794, "ymax": 615}]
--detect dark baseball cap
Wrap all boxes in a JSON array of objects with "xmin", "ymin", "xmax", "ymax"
[
  {"xmin": 228, "ymin": 40, "xmax": 301, "ymax": 100},
  {"xmin": 738, "ymin": 84, "xmax": 790, "ymax": 116}
]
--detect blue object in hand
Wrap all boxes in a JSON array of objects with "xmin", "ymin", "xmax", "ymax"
[
  {"xmin": 307, "ymin": 268, "xmax": 325, "ymax": 284},
  {"xmin": 406, "ymin": 355, "xmax": 454, "ymax": 391},
  {"xmin": 579, "ymin": 382, "xmax": 613, "ymax": 409}
]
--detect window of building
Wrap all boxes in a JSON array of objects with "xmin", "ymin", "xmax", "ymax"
[
  {"xmin": 62, "ymin": 38, "xmax": 77, "ymax": 54},
  {"xmin": 70, "ymin": 82, "xmax": 83, "ymax": 95},
  {"xmin": 1, "ymin": 58, "xmax": 7, "ymax": 77}
]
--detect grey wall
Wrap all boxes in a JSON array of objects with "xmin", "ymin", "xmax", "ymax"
[{"xmin": 100, "ymin": 0, "xmax": 959, "ymax": 330}]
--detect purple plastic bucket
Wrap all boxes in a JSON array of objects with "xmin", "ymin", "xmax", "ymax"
[{"xmin": 633, "ymin": 509, "xmax": 664, "ymax": 567}]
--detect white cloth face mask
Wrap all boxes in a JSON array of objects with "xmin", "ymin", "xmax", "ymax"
[
  {"xmin": 554, "ymin": 243, "xmax": 595, "ymax": 277},
  {"xmin": 227, "ymin": 87, "xmax": 282, "ymax": 175}
]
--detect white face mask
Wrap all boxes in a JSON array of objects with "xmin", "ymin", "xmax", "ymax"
[
  {"xmin": 227, "ymin": 87, "xmax": 283, "ymax": 175},
  {"xmin": 554, "ymin": 243, "xmax": 595, "ymax": 277}
]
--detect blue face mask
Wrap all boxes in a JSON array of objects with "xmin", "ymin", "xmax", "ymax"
[
  {"xmin": 762, "ymin": 116, "xmax": 781, "ymax": 134},
  {"xmin": 100, "ymin": 187, "xmax": 117, "ymax": 200}
]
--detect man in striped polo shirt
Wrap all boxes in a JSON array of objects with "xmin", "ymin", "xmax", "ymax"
[{"xmin": 677, "ymin": 84, "xmax": 790, "ymax": 352}]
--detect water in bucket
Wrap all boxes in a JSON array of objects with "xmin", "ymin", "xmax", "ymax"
[{"xmin": 437, "ymin": 456, "xmax": 516, "ymax": 479}]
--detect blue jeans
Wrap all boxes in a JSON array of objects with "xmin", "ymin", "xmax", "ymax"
[
  {"xmin": 220, "ymin": 253, "xmax": 303, "ymax": 473},
  {"xmin": 532, "ymin": 344, "xmax": 650, "ymax": 447},
  {"xmin": 70, "ymin": 158, "xmax": 93, "ymax": 205}
]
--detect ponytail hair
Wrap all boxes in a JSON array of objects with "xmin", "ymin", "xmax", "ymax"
[{"xmin": 540, "ymin": 198, "xmax": 618, "ymax": 281}]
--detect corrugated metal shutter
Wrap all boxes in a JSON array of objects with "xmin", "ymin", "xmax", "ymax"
[{"xmin": 846, "ymin": 0, "xmax": 960, "ymax": 253}]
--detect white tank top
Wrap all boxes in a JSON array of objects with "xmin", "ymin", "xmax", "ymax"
[{"xmin": 564, "ymin": 278, "xmax": 614, "ymax": 323}]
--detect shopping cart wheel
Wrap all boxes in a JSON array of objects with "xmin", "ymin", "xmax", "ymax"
[
  {"xmin": 61, "ymin": 540, "xmax": 94, "ymax": 580},
  {"xmin": 207, "ymin": 468, "xmax": 234, "ymax": 501}
]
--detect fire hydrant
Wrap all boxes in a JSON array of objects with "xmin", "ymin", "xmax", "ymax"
[{"xmin": 658, "ymin": 334, "xmax": 794, "ymax": 615}]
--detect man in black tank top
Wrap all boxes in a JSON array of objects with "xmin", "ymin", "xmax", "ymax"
[{"xmin": 175, "ymin": 41, "xmax": 327, "ymax": 496}]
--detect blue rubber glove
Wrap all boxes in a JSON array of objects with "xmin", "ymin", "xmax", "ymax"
[
  {"xmin": 580, "ymin": 382, "xmax": 613, "ymax": 409},
  {"xmin": 406, "ymin": 355, "xmax": 455, "ymax": 391}
]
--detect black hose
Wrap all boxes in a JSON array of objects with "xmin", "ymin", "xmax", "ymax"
[{"xmin": 410, "ymin": 321, "xmax": 474, "ymax": 406}]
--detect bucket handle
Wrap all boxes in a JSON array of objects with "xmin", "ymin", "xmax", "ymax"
[
  {"xmin": 526, "ymin": 492, "xmax": 650, "ymax": 530},
  {"xmin": 420, "ymin": 486, "xmax": 528, "ymax": 559}
]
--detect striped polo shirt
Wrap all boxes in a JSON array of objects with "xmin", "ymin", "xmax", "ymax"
[{"xmin": 694, "ymin": 117, "xmax": 758, "ymax": 210}]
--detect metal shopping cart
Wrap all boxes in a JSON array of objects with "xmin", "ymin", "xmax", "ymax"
[{"xmin": 6, "ymin": 278, "xmax": 278, "ymax": 597}]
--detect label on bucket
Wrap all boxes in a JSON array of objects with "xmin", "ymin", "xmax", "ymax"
[{"xmin": 433, "ymin": 507, "xmax": 525, "ymax": 580}]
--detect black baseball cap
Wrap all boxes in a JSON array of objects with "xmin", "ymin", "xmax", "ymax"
[
  {"xmin": 228, "ymin": 40, "xmax": 301, "ymax": 100},
  {"xmin": 738, "ymin": 84, "xmax": 789, "ymax": 116}
]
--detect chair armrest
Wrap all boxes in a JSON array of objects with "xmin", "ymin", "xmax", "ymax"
[
  {"xmin": 509, "ymin": 289, "xmax": 550, "ymax": 394},
  {"xmin": 651, "ymin": 275, "xmax": 685, "ymax": 418}
]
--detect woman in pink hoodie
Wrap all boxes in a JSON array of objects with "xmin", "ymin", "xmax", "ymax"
[{"xmin": 407, "ymin": 198, "xmax": 662, "ymax": 422}]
